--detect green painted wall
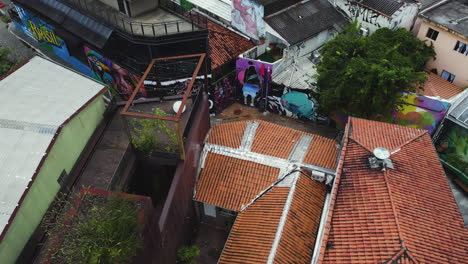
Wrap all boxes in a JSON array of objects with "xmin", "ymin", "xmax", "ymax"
[{"xmin": 0, "ymin": 95, "xmax": 106, "ymax": 264}]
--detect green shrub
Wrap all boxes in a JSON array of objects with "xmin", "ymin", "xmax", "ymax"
[
  {"xmin": 177, "ymin": 245, "xmax": 200, "ymax": 264},
  {"xmin": 45, "ymin": 192, "xmax": 143, "ymax": 264},
  {"xmin": 130, "ymin": 108, "xmax": 178, "ymax": 155}
]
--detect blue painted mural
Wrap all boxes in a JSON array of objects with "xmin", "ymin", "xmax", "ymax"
[{"xmin": 13, "ymin": 5, "xmax": 92, "ymax": 76}]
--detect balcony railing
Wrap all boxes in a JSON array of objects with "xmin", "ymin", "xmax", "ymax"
[{"xmin": 60, "ymin": 0, "xmax": 207, "ymax": 38}]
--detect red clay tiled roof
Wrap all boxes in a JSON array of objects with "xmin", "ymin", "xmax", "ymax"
[
  {"xmin": 194, "ymin": 152, "xmax": 279, "ymax": 211},
  {"xmin": 207, "ymin": 120, "xmax": 339, "ymax": 168},
  {"xmin": 251, "ymin": 121, "xmax": 305, "ymax": 159},
  {"xmin": 319, "ymin": 117, "xmax": 468, "ymax": 264},
  {"xmin": 418, "ymin": 72, "xmax": 463, "ymax": 100},
  {"xmin": 207, "ymin": 20, "xmax": 254, "ymax": 70},
  {"xmin": 350, "ymin": 117, "xmax": 427, "ymax": 152},
  {"xmin": 206, "ymin": 120, "xmax": 247, "ymax": 148},
  {"xmin": 274, "ymin": 175, "xmax": 326, "ymax": 264},
  {"xmin": 303, "ymin": 136, "xmax": 340, "ymax": 170},
  {"xmin": 219, "ymin": 174, "xmax": 327, "ymax": 264},
  {"xmin": 218, "ymin": 187, "xmax": 290, "ymax": 264}
]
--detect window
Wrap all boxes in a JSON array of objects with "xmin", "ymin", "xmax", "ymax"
[
  {"xmin": 426, "ymin": 28, "xmax": 439, "ymax": 41},
  {"xmin": 441, "ymin": 70, "xmax": 456, "ymax": 83},
  {"xmin": 454, "ymin": 40, "xmax": 468, "ymax": 55}
]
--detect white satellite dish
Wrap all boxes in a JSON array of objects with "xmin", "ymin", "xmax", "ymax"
[
  {"xmin": 172, "ymin": 101, "xmax": 186, "ymax": 114},
  {"xmin": 373, "ymin": 147, "xmax": 390, "ymax": 160}
]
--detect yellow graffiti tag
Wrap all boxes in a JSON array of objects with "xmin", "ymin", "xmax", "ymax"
[{"xmin": 27, "ymin": 20, "xmax": 61, "ymax": 46}]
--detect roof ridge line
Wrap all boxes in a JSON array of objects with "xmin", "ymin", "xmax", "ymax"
[
  {"xmin": 382, "ymin": 247, "xmax": 420, "ymax": 264},
  {"xmin": 266, "ymin": 172, "xmax": 300, "ymax": 264},
  {"xmin": 382, "ymin": 169, "xmax": 407, "ymax": 251},
  {"xmin": 393, "ymin": 129, "xmax": 428, "ymax": 151},
  {"xmin": 315, "ymin": 119, "xmax": 351, "ymax": 263},
  {"xmin": 239, "ymin": 168, "xmax": 299, "ymax": 212}
]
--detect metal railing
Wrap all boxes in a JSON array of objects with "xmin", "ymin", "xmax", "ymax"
[{"xmin": 60, "ymin": 0, "xmax": 207, "ymax": 38}]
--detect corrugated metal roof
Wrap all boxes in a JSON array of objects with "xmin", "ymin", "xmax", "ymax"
[
  {"xmin": 265, "ymin": 0, "xmax": 347, "ymax": 45},
  {"xmin": 449, "ymin": 95, "xmax": 468, "ymax": 126},
  {"xmin": 188, "ymin": 0, "xmax": 232, "ymax": 22},
  {"xmin": 0, "ymin": 56, "xmax": 104, "ymax": 235},
  {"xmin": 360, "ymin": 0, "xmax": 404, "ymax": 17}
]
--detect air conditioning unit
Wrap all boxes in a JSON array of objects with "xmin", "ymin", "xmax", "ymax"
[
  {"xmin": 311, "ymin": 170, "xmax": 326, "ymax": 182},
  {"xmin": 359, "ymin": 27, "xmax": 369, "ymax": 36}
]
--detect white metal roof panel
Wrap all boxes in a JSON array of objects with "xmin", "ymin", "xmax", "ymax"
[
  {"xmin": 0, "ymin": 56, "xmax": 104, "ymax": 126},
  {"xmin": 188, "ymin": 0, "xmax": 232, "ymax": 22},
  {"xmin": 0, "ymin": 56, "xmax": 104, "ymax": 235}
]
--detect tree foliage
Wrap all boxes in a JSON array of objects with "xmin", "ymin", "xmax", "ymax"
[
  {"xmin": 314, "ymin": 22, "xmax": 435, "ymax": 118},
  {"xmin": 43, "ymin": 192, "xmax": 143, "ymax": 264},
  {"xmin": 0, "ymin": 47, "xmax": 15, "ymax": 76}
]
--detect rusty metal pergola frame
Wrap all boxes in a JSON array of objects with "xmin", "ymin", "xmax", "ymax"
[{"xmin": 121, "ymin": 53, "xmax": 207, "ymax": 160}]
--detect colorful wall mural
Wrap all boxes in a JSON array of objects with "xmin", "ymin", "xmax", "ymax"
[
  {"xmin": 210, "ymin": 71, "xmax": 237, "ymax": 114},
  {"xmin": 266, "ymin": 89, "xmax": 323, "ymax": 121},
  {"xmin": 231, "ymin": 0, "xmax": 264, "ymax": 40},
  {"xmin": 436, "ymin": 120, "xmax": 468, "ymax": 185},
  {"xmin": 13, "ymin": 5, "xmax": 92, "ymax": 77},
  {"xmin": 236, "ymin": 58, "xmax": 272, "ymax": 107},
  {"xmin": 390, "ymin": 93, "xmax": 449, "ymax": 135},
  {"xmin": 330, "ymin": 93, "xmax": 449, "ymax": 134},
  {"xmin": 84, "ymin": 46, "xmax": 142, "ymax": 100}
]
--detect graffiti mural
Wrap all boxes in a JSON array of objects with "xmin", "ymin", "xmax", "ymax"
[
  {"xmin": 231, "ymin": 0, "xmax": 264, "ymax": 40},
  {"xmin": 436, "ymin": 121, "xmax": 468, "ymax": 184},
  {"xmin": 14, "ymin": 5, "xmax": 92, "ymax": 76},
  {"xmin": 84, "ymin": 46, "xmax": 142, "ymax": 100},
  {"xmin": 210, "ymin": 71, "xmax": 237, "ymax": 114},
  {"xmin": 265, "ymin": 88, "xmax": 322, "ymax": 121},
  {"xmin": 390, "ymin": 93, "xmax": 449, "ymax": 135},
  {"xmin": 344, "ymin": 0, "xmax": 382, "ymax": 28},
  {"xmin": 236, "ymin": 58, "xmax": 272, "ymax": 107}
]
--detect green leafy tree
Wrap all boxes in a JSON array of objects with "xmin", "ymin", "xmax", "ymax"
[
  {"xmin": 177, "ymin": 245, "xmax": 200, "ymax": 264},
  {"xmin": 314, "ymin": 22, "xmax": 435, "ymax": 118},
  {"xmin": 0, "ymin": 47, "xmax": 15, "ymax": 76}
]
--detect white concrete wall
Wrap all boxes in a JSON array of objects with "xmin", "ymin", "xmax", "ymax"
[
  {"xmin": 334, "ymin": 0, "xmax": 418, "ymax": 33},
  {"xmin": 389, "ymin": 3, "xmax": 419, "ymax": 30},
  {"xmin": 283, "ymin": 29, "xmax": 335, "ymax": 63}
]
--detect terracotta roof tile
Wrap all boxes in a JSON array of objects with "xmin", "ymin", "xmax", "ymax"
[
  {"xmin": 274, "ymin": 175, "xmax": 326, "ymax": 264},
  {"xmin": 350, "ymin": 117, "xmax": 426, "ymax": 152},
  {"xmin": 218, "ymin": 187, "xmax": 290, "ymax": 264},
  {"xmin": 206, "ymin": 121, "xmax": 246, "ymax": 148},
  {"xmin": 207, "ymin": 20, "xmax": 255, "ymax": 70},
  {"xmin": 251, "ymin": 120, "xmax": 305, "ymax": 159},
  {"xmin": 320, "ymin": 117, "xmax": 468, "ymax": 264},
  {"xmin": 303, "ymin": 136, "xmax": 340, "ymax": 170},
  {"xmin": 195, "ymin": 153, "xmax": 279, "ymax": 211},
  {"xmin": 418, "ymin": 73, "xmax": 463, "ymax": 100}
]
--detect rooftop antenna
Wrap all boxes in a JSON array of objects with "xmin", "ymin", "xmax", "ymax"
[{"xmin": 369, "ymin": 147, "xmax": 394, "ymax": 171}]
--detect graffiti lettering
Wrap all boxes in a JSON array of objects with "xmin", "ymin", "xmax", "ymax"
[
  {"xmin": 27, "ymin": 20, "xmax": 61, "ymax": 46},
  {"xmin": 344, "ymin": 0, "xmax": 381, "ymax": 28}
]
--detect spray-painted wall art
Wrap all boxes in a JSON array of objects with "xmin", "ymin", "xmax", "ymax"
[
  {"xmin": 210, "ymin": 71, "xmax": 237, "ymax": 114},
  {"xmin": 14, "ymin": 5, "xmax": 92, "ymax": 76},
  {"xmin": 266, "ymin": 88, "xmax": 324, "ymax": 121},
  {"xmin": 236, "ymin": 58, "xmax": 273, "ymax": 107},
  {"xmin": 231, "ymin": 0, "xmax": 264, "ymax": 40},
  {"xmin": 336, "ymin": 0, "xmax": 417, "ymax": 33},
  {"xmin": 390, "ymin": 93, "xmax": 449, "ymax": 135},
  {"xmin": 436, "ymin": 120, "xmax": 468, "ymax": 184},
  {"xmin": 84, "ymin": 46, "xmax": 143, "ymax": 100}
]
